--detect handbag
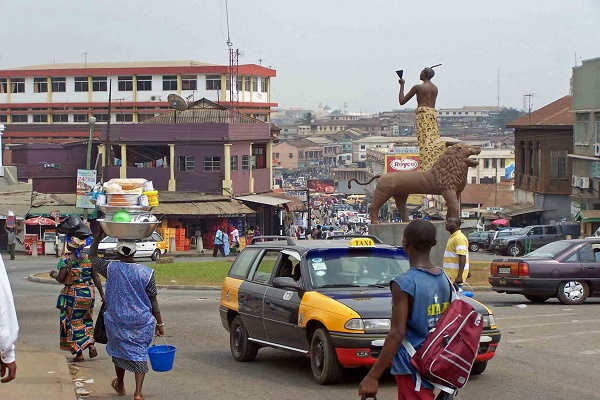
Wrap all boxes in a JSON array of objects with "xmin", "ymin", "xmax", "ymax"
[{"xmin": 94, "ymin": 302, "xmax": 108, "ymax": 344}]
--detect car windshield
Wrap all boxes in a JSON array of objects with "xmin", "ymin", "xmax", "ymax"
[
  {"xmin": 306, "ymin": 248, "xmax": 409, "ymax": 288},
  {"xmin": 525, "ymin": 241, "xmax": 573, "ymax": 258}
]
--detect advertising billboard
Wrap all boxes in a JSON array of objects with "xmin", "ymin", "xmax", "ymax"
[
  {"xmin": 307, "ymin": 179, "xmax": 335, "ymax": 194},
  {"xmin": 384, "ymin": 149, "xmax": 421, "ymax": 205},
  {"xmin": 76, "ymin": 169, "xmax": 97, "ymax": 209}
]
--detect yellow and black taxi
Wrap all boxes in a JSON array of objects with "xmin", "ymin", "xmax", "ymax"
[{"xmin": 219, "ymin": 236, "xmax": 501, "ymax": 384}]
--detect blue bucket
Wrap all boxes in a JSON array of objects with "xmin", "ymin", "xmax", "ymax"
[{"xmin": 148, "ymin": 344, "xmax": 177, "ymax": 372}]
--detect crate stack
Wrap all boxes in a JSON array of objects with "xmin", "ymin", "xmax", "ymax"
[
  {"xmin": 157, "ymin": 227, "xmax": 176, "ymax": 251},
  {"xmin": 175, "ymin": 228, "xmax": 186, "ymax": 251}
]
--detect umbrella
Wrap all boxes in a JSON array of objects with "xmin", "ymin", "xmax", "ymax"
[
  {"xmin": 491, "ymin": 218, "xmax": 509, "ymax": 227},
  {"xmin": 24, "ymin": 216, "xmax": 57, "ymax": 239}
]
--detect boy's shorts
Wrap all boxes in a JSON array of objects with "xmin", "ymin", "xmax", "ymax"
[{"xmin": 395, "ymin": 375, "xmax": 434, "ymax": 400}]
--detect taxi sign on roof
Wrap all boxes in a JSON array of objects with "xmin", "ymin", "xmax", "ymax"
[{"xmin": 349, "ymin": 238, "xmax": 375, "ymax": 248}]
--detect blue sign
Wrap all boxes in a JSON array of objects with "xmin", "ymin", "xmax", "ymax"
[{"xmin": 505, "ymin": 163, "xmax": 515, "ymax": 180}]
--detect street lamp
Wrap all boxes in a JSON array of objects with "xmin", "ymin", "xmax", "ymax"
[
  {"xmin": 87, "ymin": 116, "xmax": 96, "ymax": 169},
  {"xmin": 0, "ymin": 124, "xmax": 5, "ymax": 177}
]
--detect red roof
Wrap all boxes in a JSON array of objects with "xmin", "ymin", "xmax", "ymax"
[
  {"xmin": 461, "ymin": 182, "xmax": 514, "ymax": 208},
  {"xmin": 507, "ymin": 96, "xmax": 572, "ymax": 127}
]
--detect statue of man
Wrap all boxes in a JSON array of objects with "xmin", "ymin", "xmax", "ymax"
[{"xmin": 398, "ymin": 67, "xmax": 446, "ymax": 171}]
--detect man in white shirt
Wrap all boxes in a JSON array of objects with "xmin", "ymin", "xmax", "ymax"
[
  {"xmin": 0, "ymin": 254, "xmax": 18, "ymax": 383},
  {"xmin": 230, "ymin": 227, "xmax": 240, "ymax": 248}
]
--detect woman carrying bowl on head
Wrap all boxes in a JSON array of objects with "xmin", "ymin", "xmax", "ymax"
[
  {"xmin": 88, "ymin": 227, "xmax": 164, "ymax": 400},
  {"xmin": 49, "ymin": 235, "xmax": 104, "ymax": 362}
]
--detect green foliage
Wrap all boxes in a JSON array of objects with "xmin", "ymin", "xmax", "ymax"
[
  {"xmin": 297, "ymin": 112, "xmax": 314, "ymax": 125},
  {"xmin": 495, "ymin": 107, "xmax": 525, "ymax": 129}
]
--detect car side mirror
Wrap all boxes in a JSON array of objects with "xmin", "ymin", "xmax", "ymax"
[{"xmin": 273, "ymin": 277, "xmax": 301, "ymax": 290}]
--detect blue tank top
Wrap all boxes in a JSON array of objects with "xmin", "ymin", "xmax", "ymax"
[{"xmin": 391, "ymin": 268, "xmax": 452, "ymax": 382}]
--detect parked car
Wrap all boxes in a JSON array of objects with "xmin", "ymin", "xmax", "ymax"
[
  {"xmin": 468, "ymin": 231, "xmax": 493, "ymax": 252},
  {"xmin": 87, "ymin": 232, "xmax": 168, "ymax": 260},
  {"xmin": 219, "ymin": 236, "xmax": 500, "ymax": 384},
  {"xmin": 489, "ymin": 225, "xmax": 571, "ymax": 256},
  {"xmin": 489, "ymin": 238, "xmax": 600, "ymax": 305}
]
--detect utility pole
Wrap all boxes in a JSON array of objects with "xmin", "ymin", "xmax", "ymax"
[
  {"xmin": 495, "ymin": 161, "xmax": 499, "ymax": 207},
  {"xmin": 103, "ymin": 79, "xmax": 113, "ymax": 182},
  {"xmin": 83, "ymin": 116, "xmax": 96, "ymax": 223}
]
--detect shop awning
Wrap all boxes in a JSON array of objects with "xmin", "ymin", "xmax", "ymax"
[
  {"xmin": 235, "ymin": 194, "xmax": 291, "ymax": 207},
  {"xmin": 152, "ymin": 200, "xmax": 255, "ymax": 217},
  {"xmin": 497, "ymin": 202, "xmax": 543, "ymax": 217},
  {"xmin": 575, "ymin": 210, "xmax": 600, "ymax": 223},
  {"xmin": 28, "ymin": 205, "xmax": 98, "ymax": 219}
]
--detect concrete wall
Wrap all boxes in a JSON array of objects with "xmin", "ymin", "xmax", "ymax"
[{"xmin": 370, "ymin": 221, "xmax": 450, "ymax": 268}]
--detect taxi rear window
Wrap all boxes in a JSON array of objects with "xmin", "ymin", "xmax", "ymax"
[{"xmin": 306, "ymin": 248, "xmax": 409, "ymax": 288}]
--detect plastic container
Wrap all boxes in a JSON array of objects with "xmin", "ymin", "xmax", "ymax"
[
  {"xmin": 143, "ymin": 190, "xmax": 159, "ymax": 207},
  {"xmin": 96, "ymin": 194, "xmax": 107, "ymax": 206},
  {"xmin": 112, "ymin": 210, "xmax": 132, "ymax": 223},
  {"xmin": 139, "ymin": 195, "xmax": 149, "ymax": 207},
  {"xmin": 107, "ymin": 194, "xmax": 140, "ymax": 207},
  {"xmin": 144, "ymin": 181, "xmax": 155, "ymax": 192},
  {"xmin": 148, "ymin": 343, "xmax": 176, "ymax": 372}
]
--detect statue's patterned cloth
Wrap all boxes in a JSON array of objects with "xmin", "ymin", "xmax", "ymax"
[{"xmin": 415, "ymin": 107, "xmax": 446, "ymax": 171}]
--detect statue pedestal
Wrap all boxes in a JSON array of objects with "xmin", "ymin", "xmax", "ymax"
[{"xmin": 369, "ymin": 221, "xmax": 450, "ymax": 268}]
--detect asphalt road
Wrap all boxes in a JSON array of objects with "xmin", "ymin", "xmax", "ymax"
[{"xmin": 6, "ymin": 255, "xmax": 600, "ymax": 400}]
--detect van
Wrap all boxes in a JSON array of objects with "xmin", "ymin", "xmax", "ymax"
[{"xmin": 346, "ymin": 194, "xmax": 365, "ymax": 204}]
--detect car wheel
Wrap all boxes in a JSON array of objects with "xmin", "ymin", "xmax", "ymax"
[
  {"xmin": 507, "ymin": 243, "xmax": 523, "ymax": 257},
  {"xmin": 470, "ymin": 361, "xmax": 487, "ymax": 375},
  {"xmin": 151, "ymin": 249, "xmax": 161, "ymax": 261},
  {"xmin": 469, "ymin": 242, "xmax": 480, "ymax": 252},
  {"xmin": 524, "ymin": 295, "xmax": 551, "ymax": 303},
  {"xmin": 229, "ymin": 315, "xmax": 258, "ymax": 362},
  {"xmin": 557, "ymin": 281, "xmax": 589, "ymax": 305},
  {"xmin": 310, "ymin": 328, "xmax": 343, "ymax": 384}
]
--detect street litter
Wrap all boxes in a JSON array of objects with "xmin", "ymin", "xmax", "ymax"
[{"xmin": 515, "ymin": 304, "xmax": 527, "ymax": 308}]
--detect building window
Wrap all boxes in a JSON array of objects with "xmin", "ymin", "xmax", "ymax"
[
  {"xmin": 138, "ymin": 114, "xmax": 155, "ymax": 122},
  {"xmin": 51, "ymin": 77, "xmax": 66, "ymax": 92},
  {"xmin": 163, "ymin": 75, "xmax": 177, "ymax": 91},
  {"xmin": 243, "ymin": 76, "xmax": 250, "ymax": 91},
  {"xmin": 206, "ymin": 75, "xmax": 221, "ymax": 90},
  {"xmin": 179, "ymin": 156, "xmax": 195, "ymax": 172},
  {"xmin": 74, "ymin": 77, "xmax": 88, "ymax": 92},
  {"xmin": 274, "ymin": 152, "xmax": 279, "ymax": 159},
  {"xmin": 11, "ymin": 78, "xmax": 25, "ymax": 93},
  {"xmin": 252, "ymin": 147, "xmax": 266, "ymax": 169},
  {"xmin": 261, "ymin": 77, "xmax": 268, "ymax": 93},
  {"xmin": 0, "ymin": 78, "xmax": 6, "ymax": 93},
  {"xmin": 252, "ymin": 77, "xmax": 258, "ymax": 92},
  {"xmin": 11, "ymin": 114, "xmax": 28, "ymax": 123},
  {"xmin": 226, "ymin": 76, "xmax": 242, "ymax": 91},
  {"xmin": 0, "ymin": 115, "xmax": 7, "ymax": 123},
  {"xmin": 181, "ymin": 75, "xmax": 197, "ymax": 90},
  {"xmin": 94, "ymin": 114, "xmax": 110, "ymax": 122},
  {"xmin": 500, "ymin": 159, "xmax": 505, "ymax": 168},
  {"xmin": 231, "ymin": 156, "xmax": 238, "ymax": 171},
  {"xmin": 116, "ymin": 113, "xmax": 133, "ymax": 122},
  {"xmin": 52, "ymin": 114, "xmax": 68, "ymax": 123},
  {"xmin": 484, "ymin": 159, "xmax": 490, "ymax": 168},
  {"xmin": 74, "ymin": 114, "xmax": 89, "ymax": 123},
  {"xmin": 242, "ymin": 155, "xmax": 251, "ymax": 170},
  {"xmin": 203, "ymin": 156, "xmax": 221, "ymax": 171},
  {"xmin": 471, "ymin": 177, "xmax": 477, "ymax": 184},
  {"xmin": 551, "ymin": 150, "xmax": 567, "ymax": 178},
  {"xmin": 137, "ymin": 76, "xmax": 152, "ymax": 91},
  {"xmin": 33, "ymin": 114, "xmax": 48, "ymax": 123},
  {"xmin": 92, "ymin": 77, "xmax": 108, "ymax": 92},
  {"xmin": 491, "ymin": 158, "xmax": 497, "ymax": 168},
  {"xmin": 289, "ymin": 153, "xmax": 294, "ymax": 159},
  {"xmin": 34, "ymin": 78, "xmax": 48, "ymax": 93},
  {"xmin": 118, "ymin": 76, "xmax": 133, "ymax": 91}
]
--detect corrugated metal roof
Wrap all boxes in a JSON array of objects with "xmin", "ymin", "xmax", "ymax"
[
  {"xmin": 507, "ymin": 96, "xmax": 573, "ymax": 127},
  {"xmin": 235, "ymin": 195, "xmax": 291, "ymax": 207},
  {"xmin": 152, "ymin": 200, "xmax": 255, "ymax": 216},
  {"xmin": 142, "ymin": 98, "xmax": 265, "ymax": 125}
]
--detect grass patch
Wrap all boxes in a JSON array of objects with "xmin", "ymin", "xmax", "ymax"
[
  {"xmin": 468, "ymin": 261, "xmax": 492, "ymax": 287},
  {"xmin": 152, "ymin": 261, "xmax": 233, "ymax": 286}
]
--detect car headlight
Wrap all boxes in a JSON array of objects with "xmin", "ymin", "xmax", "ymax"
[
  {"xmin": 345, "ymin": 318, "xmax": 391, "ymax": 333},
  {"xmin": 482, "ymin": 314, "xmax": 496, "ymax": 329}
]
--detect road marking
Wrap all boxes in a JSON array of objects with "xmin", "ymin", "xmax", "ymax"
[
  {"xmin": 537, "ymin": 335, "xmax": 566, "ymax": 340},
  {"xmin": 570, "ymin": 330, "xmax": 600, "ymax": 336},
  {"xmin": 504, "ymin": 318, "xmax": 600, "ymax": 329},
  {"xmin": 497, "ymin": 313, "xmax": 575, "ymax": 321},
  {"xmin": 578, "ymin": 349, "xmax": 600, "ymax": 355},
  {"xmin": 506, "ymin": 330, "xmax": 600, "ymax": 344}
]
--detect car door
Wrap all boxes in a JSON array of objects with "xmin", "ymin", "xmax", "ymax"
[
  {"xmin": 580, "ymin": 243, "xmax": 600, "ymax": 294},
  {"xmin": 262, "ymin": 250, "xmax": 307, "ymax": 351},
  {"xmin": 526, "ymin": 226, "xmax": 545, "ymax": 249},
  {"xmin": 544, "ymin": 226, "xmax": 561, "ymax": 246},
  {"xmin": 238, "ymin": 249, "xmax": 282, "ymax": 341},
  {"xmin": 135, "ymin": 237, "xmax": 152, "ymax": 258}
]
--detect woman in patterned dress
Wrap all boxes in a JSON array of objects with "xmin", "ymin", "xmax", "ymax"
[
  {"xmin": 50, "ymin": 236, "xmax": 104, "ymax": 362},
  {"xmin": 89, "ymin": 229, "xmax": 164, "ymax": 400}
]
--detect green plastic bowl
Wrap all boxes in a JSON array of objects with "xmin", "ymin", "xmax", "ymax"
[{"xmin": 112, "ymin": 210, "xmax": 131, "ymax": 223}]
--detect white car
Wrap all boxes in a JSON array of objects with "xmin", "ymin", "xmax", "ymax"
[{"xmin": 86, "ymin": 232, "xmax": 168, "ymax": 260}]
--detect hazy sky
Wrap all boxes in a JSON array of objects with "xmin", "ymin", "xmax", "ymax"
[{"xmin": 1, "ymin": 0, "xmax": 599, "ymax": 113}]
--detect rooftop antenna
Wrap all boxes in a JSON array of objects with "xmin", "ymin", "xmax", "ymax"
[
  {"xmin": 167, "ymin": 93, "xmax": 188, "ymax": 124},
  {"xmin": 83, "ymin": 52, "xmax": 87, "ymax": 69},
  {"xmin": 497, "ymin": 68, "xmax": 500, "ymax": 107},
  {"xmin": 224, "ymin": 0, "xmax": 240, "ymax": 120},
  {"xmin": 523, "ymin": 93, "xmax": 537, "ymax": 125}
]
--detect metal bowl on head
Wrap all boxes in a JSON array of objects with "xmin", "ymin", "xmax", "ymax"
[{"xmin": 98, "ymin": 219, "xmax": 158, "ymax": 239}]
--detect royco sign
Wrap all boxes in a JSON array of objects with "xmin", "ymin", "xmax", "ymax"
[{"xmin": 385, "ymin": 153, "xmax": 420, "ymax": 173}]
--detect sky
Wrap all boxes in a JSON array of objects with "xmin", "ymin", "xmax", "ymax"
[{"xmin": 1, "ymin": 0, "xmax": 599, "ymax": 113}]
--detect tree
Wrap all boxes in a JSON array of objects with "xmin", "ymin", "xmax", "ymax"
[
  {"xmin": 494, "ymin": 107, "xmax": 525, "ymax": 129},
  {"xmin": 297, "ymin": 112, "xmax": 314, "ymax": 125}
]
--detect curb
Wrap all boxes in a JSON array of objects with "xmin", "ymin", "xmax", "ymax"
[{"xmin": 28, "ymin": 273, "xmax": 493, "ymax": 292}]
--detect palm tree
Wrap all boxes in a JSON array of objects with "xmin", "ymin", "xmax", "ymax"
[{"xmin": 297, "ymin": 112, "xmax": 314, "ymax": 125}]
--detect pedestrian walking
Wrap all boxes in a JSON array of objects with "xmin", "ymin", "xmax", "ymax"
[
  {"xmin": 223, "ymin": 231, "xmax": 230, "ymax": 257},
  {"xmin": 213, "ymin": 227, "xmax": 226, "ymax": 257},
  {"xmin": 287, "ymin": 222, "xmax": 297, "ymax": 238},
  {"xmin": 4, "ymin": 228, "xmax": 16, "ymax": 261},
  {"xmin": 443, "ymin": 217, "xmax": 470, "ymax": 286},
  {"xmin": 358, "ymin": 220, "xmax": 452, "ymax": 400},
  {"xmin": 49, "ymin": 236, "xmax": 104, "ymax": 362},
  {"xmin": 0, "ymin": 254, "xmax": 18, "ymax": 383},
  {"xmin": 230, "ymin": 226, "xmax": 240, "ymax": 249},
  {"xmin": 89, "ymin": 231, "xmax": 165, "ymax": 400}
]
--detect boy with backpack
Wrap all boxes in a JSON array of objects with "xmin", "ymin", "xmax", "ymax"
[{"xmin": 358, "ymin": 219, "xmax": 451, "ymax": 400}]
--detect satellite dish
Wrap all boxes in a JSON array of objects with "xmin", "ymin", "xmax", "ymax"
[{"xmin": 167, "ymin": 93, "xmax": 188, "ymax": 111}]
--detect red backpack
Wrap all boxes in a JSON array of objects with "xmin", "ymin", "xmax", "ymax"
[{"xmin": 403, "ymin": 275, "xmax": 483, "ymax": 396}]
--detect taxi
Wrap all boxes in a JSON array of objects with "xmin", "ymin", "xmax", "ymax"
[{"xmin": 219, "ymin": 236, "xmax": 500, "ymax": 384}]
